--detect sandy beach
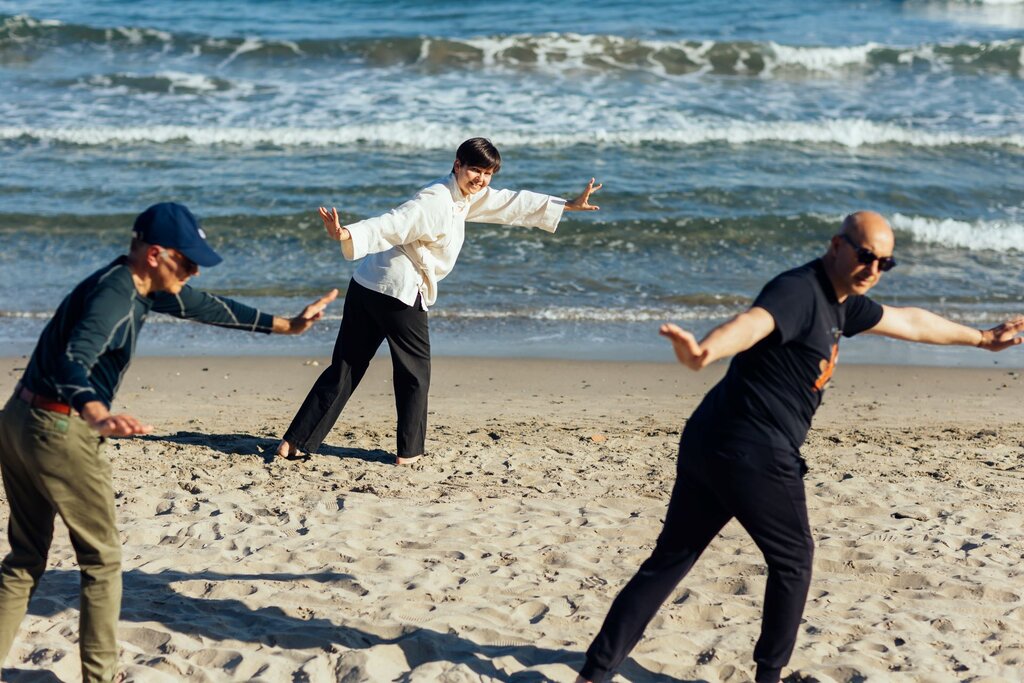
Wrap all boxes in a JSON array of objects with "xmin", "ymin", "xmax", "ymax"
[{"xmin": 0, "ymin": 354, "xmax": 1022, "ymax": 682}]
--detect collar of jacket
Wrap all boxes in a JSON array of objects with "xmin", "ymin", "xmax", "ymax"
[{"xmin": 444, "ymin": 172, "xmax": 470, "ymax": 208}]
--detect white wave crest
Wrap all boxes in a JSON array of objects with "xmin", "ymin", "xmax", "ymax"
[
  {"xmin": 0, "ymin": 305, "xmax": 738, "ymax": 324},
  {"xmin": 450, "ymin": 32, "xmax": 1023, "ymax": 75},
  {"xmin": 82, "ymin": 71, "xmax": 234, "ymax": 94},
  {"xmin": 892, "ymin": 213, "xmax": 1024, "ymax": 251},
  {"xmin": 103, "ymin": 24, "xmax": 172, "ymax": 45},
  {"xmin": 0, "ymin": 310, "xmax": 53, "ymax": 319},
  {"xmin": 1, "ymin": 14, "xmax": 63, "ymax": 31},
  {"xmin": 1, "ymin": 119, "xmax": 1021, "ymax": 150},
  {"xmin": 766, "ymin": 42, "xmax": 882, "ymax": 71},
  {"xmin": 426, "ymin": 305, "xmax": 741, "ymax": 322},
  {"xmin": 951, "ymin": 0, "xmax": 1024, "ymax": 5},
  {"xmin": 156, "ymin": 71, "xmax": 224, "ymax": 92},
  {"xmin": 459, "ymin": 33, "xmax": 888, "ymax": 75}
]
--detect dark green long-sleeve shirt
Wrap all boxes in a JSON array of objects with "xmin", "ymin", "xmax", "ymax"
[{"xmin": 21, "ymin": 256, "xmax": 275, "ymax": 412}]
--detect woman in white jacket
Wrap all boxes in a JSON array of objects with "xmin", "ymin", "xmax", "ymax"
[{"xmin": 277, "ymin": 138, "xmax": 601, "ymax": 463}]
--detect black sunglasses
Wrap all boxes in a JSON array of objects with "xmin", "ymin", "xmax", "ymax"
[
  {"xmin": 158, "ymin": 247, "xmax": 199, "ymax": 275},
  {"xmin": 839, "ymin": 233, "xmax": 897, "ymax": 272}
]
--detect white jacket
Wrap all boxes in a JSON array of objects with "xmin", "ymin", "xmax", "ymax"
[{"xmin": 342, "ymin": 173, "xmax": 566, "ymax": 309}]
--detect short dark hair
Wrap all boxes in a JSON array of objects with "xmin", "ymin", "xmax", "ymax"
[{"xmin": 454, "ymin": 137, "xmax": 501, "ymax": 174}]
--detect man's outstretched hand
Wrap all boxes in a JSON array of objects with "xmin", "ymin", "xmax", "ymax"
[
  {"xmin": 81, "ymin": 401, "xmax": 153, "ymax": 437},
  {"xmin": 978, "ymin": 316, "xmax": 1024, "ymax": 352},
  {"xmin": 275, "ymin": 289, "xmax": 340, "ymax": 335},
  {"xmin": 659, "ymin": 323, "xmax": 708, "ymax": 371}
]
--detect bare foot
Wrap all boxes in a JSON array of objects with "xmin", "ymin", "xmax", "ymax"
[
  {"xmin": 276, "ymin": 439, "xmax": 305, "ymax": 460},
  {"xmin": 396, "ymin": 454, "xmax": 422, "ymax": 466}
]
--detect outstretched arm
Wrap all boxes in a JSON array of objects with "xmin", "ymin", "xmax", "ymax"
[
  {"xmin": 660, "ymin": 306, "xmax": 776, "ymax": 370},
  {"xmin": 152, "ymin": 286, "xmax": 338, "ymax": 335},
  {"xmin": 466, "ymin": 177, "xmax": 602, "ymax": 230},
  {"xmin": 866, "ymin": 306, "xmax": 1024, "ymax": 351},
  {"xmin": 320, "ymin": 189, "xmax": 443, "ymax": 260}
]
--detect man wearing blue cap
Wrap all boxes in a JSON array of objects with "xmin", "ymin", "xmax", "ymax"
[{"xmin": 0, "ymin": 202, "xmax": 337, "ymax": 682}]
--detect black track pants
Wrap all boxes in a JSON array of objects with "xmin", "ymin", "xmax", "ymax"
[
  {"xmin": 283, "ymin": 280, "xmax": 430, "ymax": 458},
  {"xmin": 580, "ymin": 431, "xmax": 814, "ymax": 683}
]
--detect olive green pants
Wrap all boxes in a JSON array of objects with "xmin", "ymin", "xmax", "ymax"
[{"xmin": 0, "ymin": 395, "xmax": 122, "ymax": 682}]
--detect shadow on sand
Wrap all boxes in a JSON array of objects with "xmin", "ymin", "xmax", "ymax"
[
  {"xmin": 12, "ymin": 568, "xmax": 694, "ymax": 682},
  {"xmin": 136, "ymin": 431, "xmax": 393, "ymax": 465}
]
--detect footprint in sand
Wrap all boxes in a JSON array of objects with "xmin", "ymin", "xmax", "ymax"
[
  {"xmin": 512, "ymin": 600, "xmax": 549, "ymax": 624},
  {"xmin": 336, "ymin": 578, "xmax": 369, "ymax": 596},
  {"xmin": 888, "ymin": 573, "xmax": 935, "ymax": 590},
  {"xmin": 547, "ymin": 596, "xmax": 580, "ymax": 618},
  {"xmin": 310, "ymin": 549, "xmax": 357, "ymax": 564},
  {"xmin": 121, "ymin": 626, "xmax": 173, "ymax": 653},
  {"xmin": 980, "ymin": 586, "xmax": 1020, "ymax": 603},
  {"xmin": 393, "ymin": 603, "xmax": 438, "ymax": 624},
  {"xmin": 189, "ymin": 648, "xmax": 244, "ymax": 670},
  {"xmin": 204, "ymin": 581, "xmax": 258, "ymax": 599},
  {"xmin": 718, "ymin": 664, "xmax": 754, "ymax": 682},
  {"xmin": 467, "ymin": 627, "xmax": 534, "ymax": 648},
  {"xmin": 234, "ymin": 510, "xmax": 254, "ymax": 523}
]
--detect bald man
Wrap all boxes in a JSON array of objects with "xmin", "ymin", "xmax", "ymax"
[{"xmin": 576, "ymin": 212, "xmax": 1024, "ymax": 683}]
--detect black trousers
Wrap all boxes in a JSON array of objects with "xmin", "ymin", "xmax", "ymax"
[
  {"xmin": 580, "ymin": 428, "xmax": 814, "ymax": 683},
  {"xmin": 283, "ymin": 280, "xmax": 430, "ymax": 458}
]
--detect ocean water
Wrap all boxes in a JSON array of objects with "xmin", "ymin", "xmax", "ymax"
[{"xmin": 1, "ymin": 0, "xmax": 1022, "ymax": 365}]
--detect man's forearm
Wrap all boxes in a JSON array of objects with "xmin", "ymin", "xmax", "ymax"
[
  {"xmin": 271, "ymin": 315, "xmax": 294, "ymax": 334},
  {"xmin": 80, "ymin": 400, "xmax": 111, "ymax": 428},
  {"xmin": 700, "ymin": 321, "xmax": 757, "ymax": 366},
  {"xmin": 886, "ymin": 307, "xmax": 983, "ymax": 346},
  {"xmin": 699, "ymin": 308, "xmax": 775, "ymax": 366}
]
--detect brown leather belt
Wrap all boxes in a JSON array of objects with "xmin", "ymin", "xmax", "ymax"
[{"xmin": 17, "ymin": 385, "xmax": 74, "ymax": 416}]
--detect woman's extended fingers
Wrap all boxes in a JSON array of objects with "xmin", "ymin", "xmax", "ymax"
[
  {"xmin": 580, "ymin": 178, "xmax": 601, "ymax": 209},
  {"xmin": 566, "ymin": 178, "xmax": 602, "ymax": 211},
  {"xmin": 317, "ymin": 207, "xmax": 346, "ymax": 239},
  {"xmin": 318, "ymin": 206, "xmax": 341, "ymax": 225}
]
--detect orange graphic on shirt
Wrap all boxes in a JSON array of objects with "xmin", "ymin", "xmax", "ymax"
[{"xmin": 813, "ymin": 343, "xmax": 839, "ymax": 392}]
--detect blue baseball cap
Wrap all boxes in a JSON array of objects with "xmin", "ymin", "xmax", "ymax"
[{"xmin": 132, "ymin": 202, "xmax": 223, "ymax": 267}]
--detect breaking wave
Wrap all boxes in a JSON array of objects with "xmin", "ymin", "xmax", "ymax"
[
  {"xmin": 893, "ymin": 213, "xmax": 1024, "ymax": 251},
  {"xmin": 2, "ymin": 119, "xmax": 1021, "ymax": 150},
  {"xmin": 3, "ymin": 15, "xmax": 1023, "ymax": 77}
]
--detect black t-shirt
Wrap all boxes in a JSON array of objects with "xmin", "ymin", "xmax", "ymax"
[{"xmin": 688, "ymin": 259, "xmax": 883, "ymax": 452}]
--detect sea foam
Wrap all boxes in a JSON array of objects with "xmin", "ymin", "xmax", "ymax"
[
  {"xmin": 893, "ymin": 214, "xmax": 1024, "ymax": 251},
  {"xmin": 1, "ymin": 119, "xmax": 1020, "ymax": 150}
]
